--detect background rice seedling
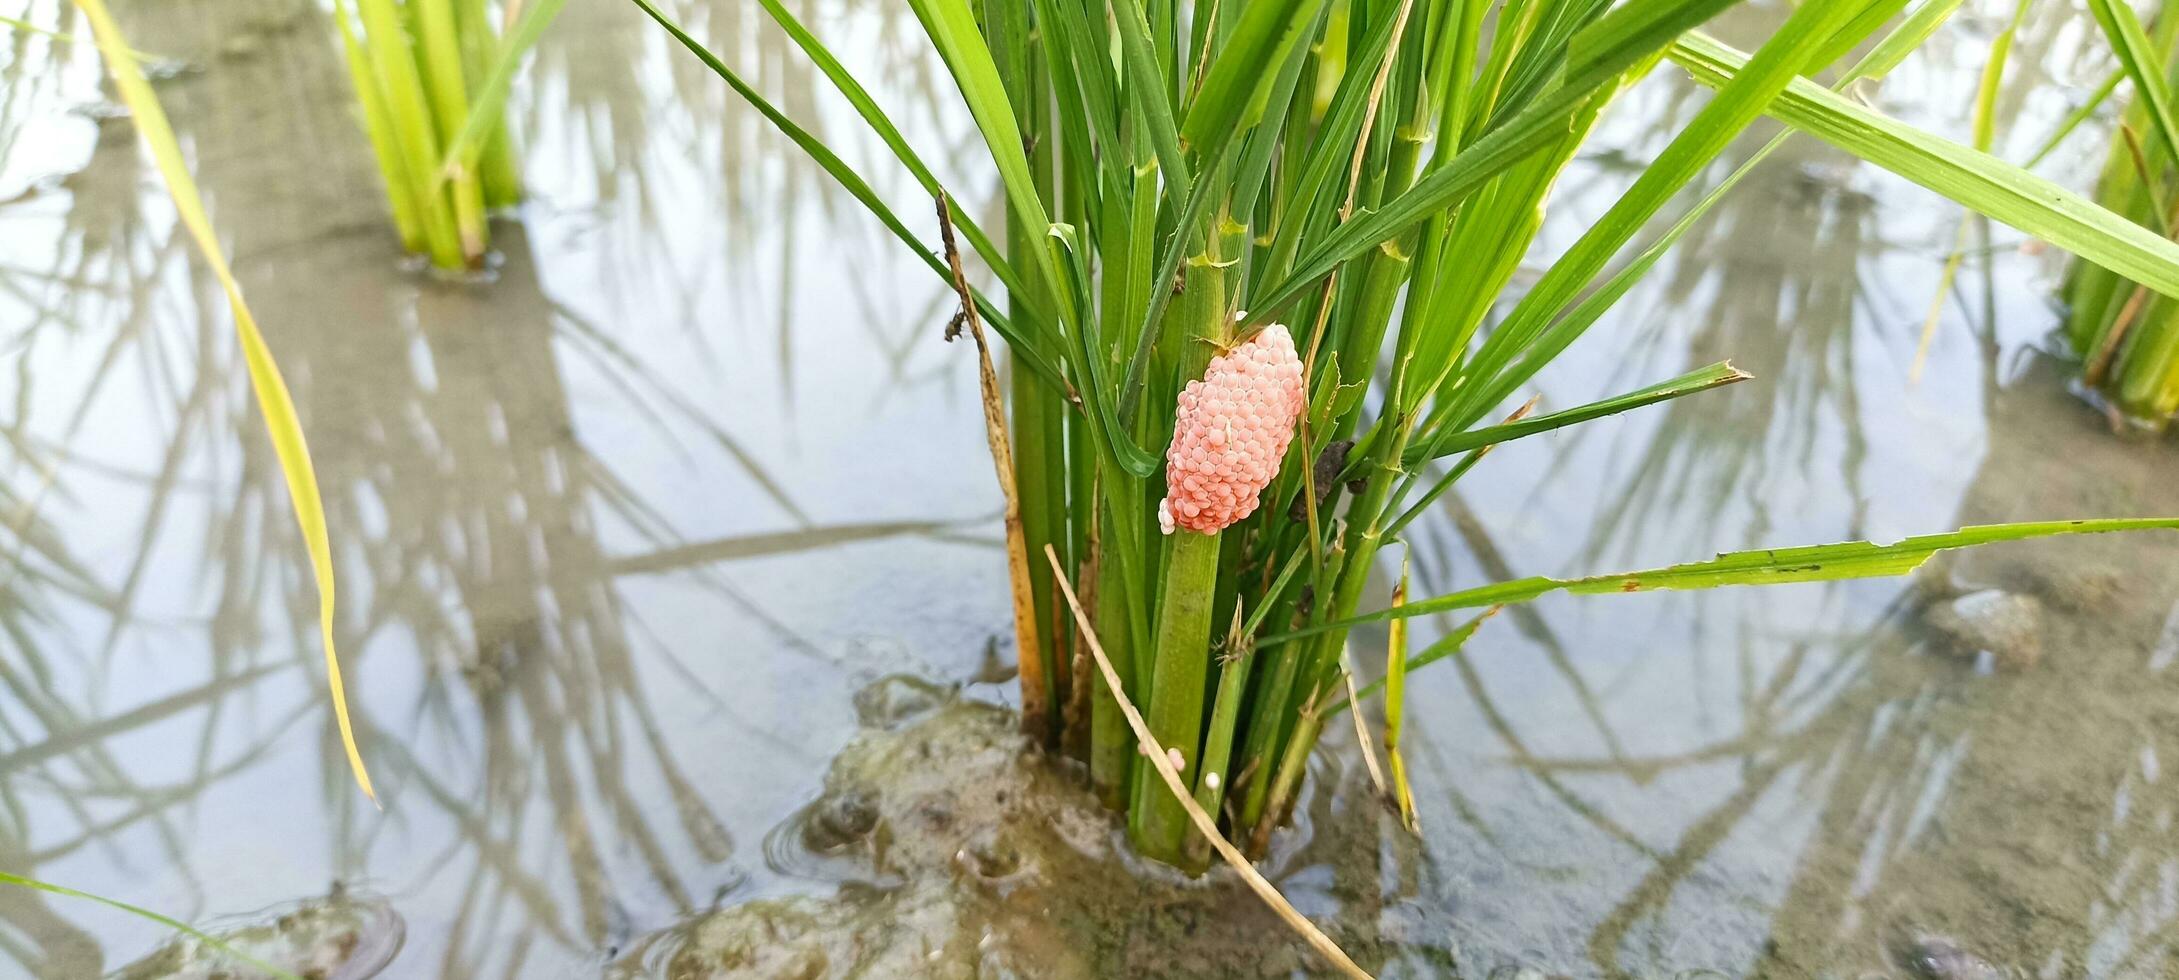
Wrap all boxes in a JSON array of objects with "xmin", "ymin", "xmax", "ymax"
[
  {"xmin": 331, "ymin": 0, "xmax": 563, "ymax": 270},
  {"xmin": 637, "ymin": 0, "xmax": 2179, "ymax": 874}
]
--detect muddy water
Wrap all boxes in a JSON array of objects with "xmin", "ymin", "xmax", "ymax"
[{"xmin": 2, "ymin": 0, "xmax": 2177, "ymax": 976}]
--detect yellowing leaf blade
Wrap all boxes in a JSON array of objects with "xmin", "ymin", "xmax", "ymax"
[{"xmin": 71, "ymin": 0, "xmax": 375, "ymax": 802}]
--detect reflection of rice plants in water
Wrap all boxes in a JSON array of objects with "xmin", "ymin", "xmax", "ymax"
[
  {"xmin": 519, "ymin": 0, "xmax": 952, "ymax": 410},
  {"xmin": 1567, "ymin": 0, "xmax": 2095, "ymax": 566},
  {"xmin": 0, "ymin": 5, "xmax": 367, "ymax": 969},
  {"xmin": 0, "ymin": 2, "xmax": 970, "ymax": 970},
  {"xmin": 281, "ymin": 229, "xmax": 741, "ymax": 972},
  {"xmin": 639, "ymin": 0, "xmax": 2179, "ymax": 883},
  {"xmin": 1569, "ymin": 133, "xmax": 1881, "ymax": 564},
  {"xmin": 1509, "ymin": 358, "xmax": 2179, "ymax": 975}
]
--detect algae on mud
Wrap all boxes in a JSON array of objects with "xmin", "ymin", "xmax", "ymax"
[
  {"xmin": 614, "ymin": 676, "xmax": 1461, "ymax": 979},
  {"xmin": 111, "ymin": 891, "xmax": 404, "ymax": 980}
]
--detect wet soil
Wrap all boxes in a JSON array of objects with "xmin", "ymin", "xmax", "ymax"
[{"xmin": 612, "ymin": 677, "xmax": 1453, "ymax": 979}]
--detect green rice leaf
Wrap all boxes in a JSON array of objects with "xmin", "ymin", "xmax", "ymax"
[
  {"xmin": 1414, "ymin": 361, "xmax": 1750, "ymax": 463},
  {"xmin": 1247, "ymin": 80, "xmax": 1607, "ymax": 321},
  {"xmin": 1450, "ymin": 0, "xmax": 1871, "ymax": 425},
  {"xmin": 2085, "ymin": 0, "xmax": 2179, "ymax": 166},
  {"xmin": 354, "ymin": 0, "xmax": 465, "ymax": 266},
  {"xmin": 71, "ymin": 0, "xmax": 377, "ymax": 801},
  {"xmin": 1563, "ymin": 0, "xmax": 1738, "ymax": 85},
  {"xmin": 434, "ymin": 0, "xmax": 566, "ymax": 188},
  {"xmin": 1445, "ymin": 150, "xmax": 1767, "ymax": 426},
  {"xmin": 0, "ymin": 12, "xmax": 162, "ymax": 59},
  {"xmin": 624, "ymin": 0, "xmax": 1067, "ymax": 386},
  {"xmin": 1180, "ymin": 0, "xmax": 1326, "ymax": 151},
  {"xmin": 900, "ymin": 0, "xmax": 1055, "ymax": 277},
  {"xmin": 1386, "ymin": 363, "xmax": 1751, "ymax": 540},
  {"xmin": 1229, "ymin": 16, "xmax": 1320, "ymax": 225},
  {"xmin": 333, "ymin": 0, "xmax": 426, "ymax": 248},
  {"xmin": 1852, "ymin": 0, "xmax": 1964, "ymax": 79},
  {"xmin": 1813, "ymin": 0, "xmax": 1913, "ymax": 71},
  {"xmin": 1440, "ymin": 0, "xmax": 1966, "ymax": 428},
  {"xmin": 1380, "ymin": 425, "xmax": 1500, "ymax": 541},
  {"xmin": 1249, "ymin": 0, "xmax": 1765, "ymax": 322},
  {"xmin": 1670, "ymin": 32, "xmax": 2179, "ymax": 302},
  {"xmin": 1269, "ymin": 518, "xmax": 2179, "ymax": 644},
  {"xmin": 1331, "ymin": 605, "xmax": 1496, "ymax": 712},
  {"xmin": 752, "ymin": 0, "xmax": 1024, "ymax": 301},
  {"xmin": 1051, "ymin": 225, "xmax": 1161, "ymax": 478},
  {"xmin": 1260, "ymin": 0, "xmax": 1416, "ymax": 285},
  {"xmin": 2027, "ymin": 67, "xmax": 2125, "ymax": 167},
  {"xmin": 1981, "ymin": 9, "xmax": 2036, "ymax": 133},
  {"xmin": 1031, "ymin": 0, "xmax": 1123, "ymax": 180},
  {"xmin": 1128, "ymin": 0, "xmax": 1323, "ymax": 362},
  {"xmin": 1119, "ymin": 139, "xmax": 1242, "ymax": 420},
  {"xmin": 1112, "ymin": 0, "xmax": 1192, "ymax": 203}
]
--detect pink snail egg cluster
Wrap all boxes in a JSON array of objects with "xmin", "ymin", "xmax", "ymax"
[{"xmin": 1157, "ymin": 324, "xmax": 1306, "ymax": 535}]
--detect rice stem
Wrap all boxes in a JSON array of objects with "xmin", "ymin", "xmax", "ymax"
[{"xmin": 1132, "ymin": 244, "xmax": 1231, "ymax": 866}]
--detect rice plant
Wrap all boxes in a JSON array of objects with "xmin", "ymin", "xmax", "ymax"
[
  {"xmin": 631, "ymin": 0, "xmax": 2179, "ymax": 874},
  {"xmin": 330, "ymin": 0, "xmax": 563, "ymax": 270},
  {"xmin": 2064, "ymin": 0, "xmax": 2179, "ymax": 426}
]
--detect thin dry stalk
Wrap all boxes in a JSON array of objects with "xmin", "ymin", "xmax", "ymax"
[
  {"xmin": 1340, "ymin": 0, "xmax": 1417, "ymax": 213},
  {"xmin": 1185, "ymin": 0, "xmax": 1222, "ymax": 103},
  {"xmin": 1044, "ymin": 545, "xmax": 1373, "ymax": 980},
  {"xmin": 938, "ymin": 195, "xmax": 1049, "ymax": 740},
  {"xmin": 1342, "ymin": 658, "xmax": 1388, "ymax": 800},
  {"xmin": 2088, "ymin": 281, "xmax": 2155, "ymax": 387},
  {"xmin": 1062, "ymin": 522, "xmax": 1098, "ymax": 757}
]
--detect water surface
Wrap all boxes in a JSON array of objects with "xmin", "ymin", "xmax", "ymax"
[{"xmin": 2, "ymin": 0, "xmax": 2176, "ymax": 976}]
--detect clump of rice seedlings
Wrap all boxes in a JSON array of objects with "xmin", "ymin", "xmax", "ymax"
[
  {"xmin": 331, "ymin": 0, "xmax": 563, "ymax": 270},
  {"xmin": 2065, "ymin": 0, "xmax": 2179, "ymax": 427},
  {"xmin": 635, "ymin": 0, "xmax": 2179, "ymax": 874}
]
